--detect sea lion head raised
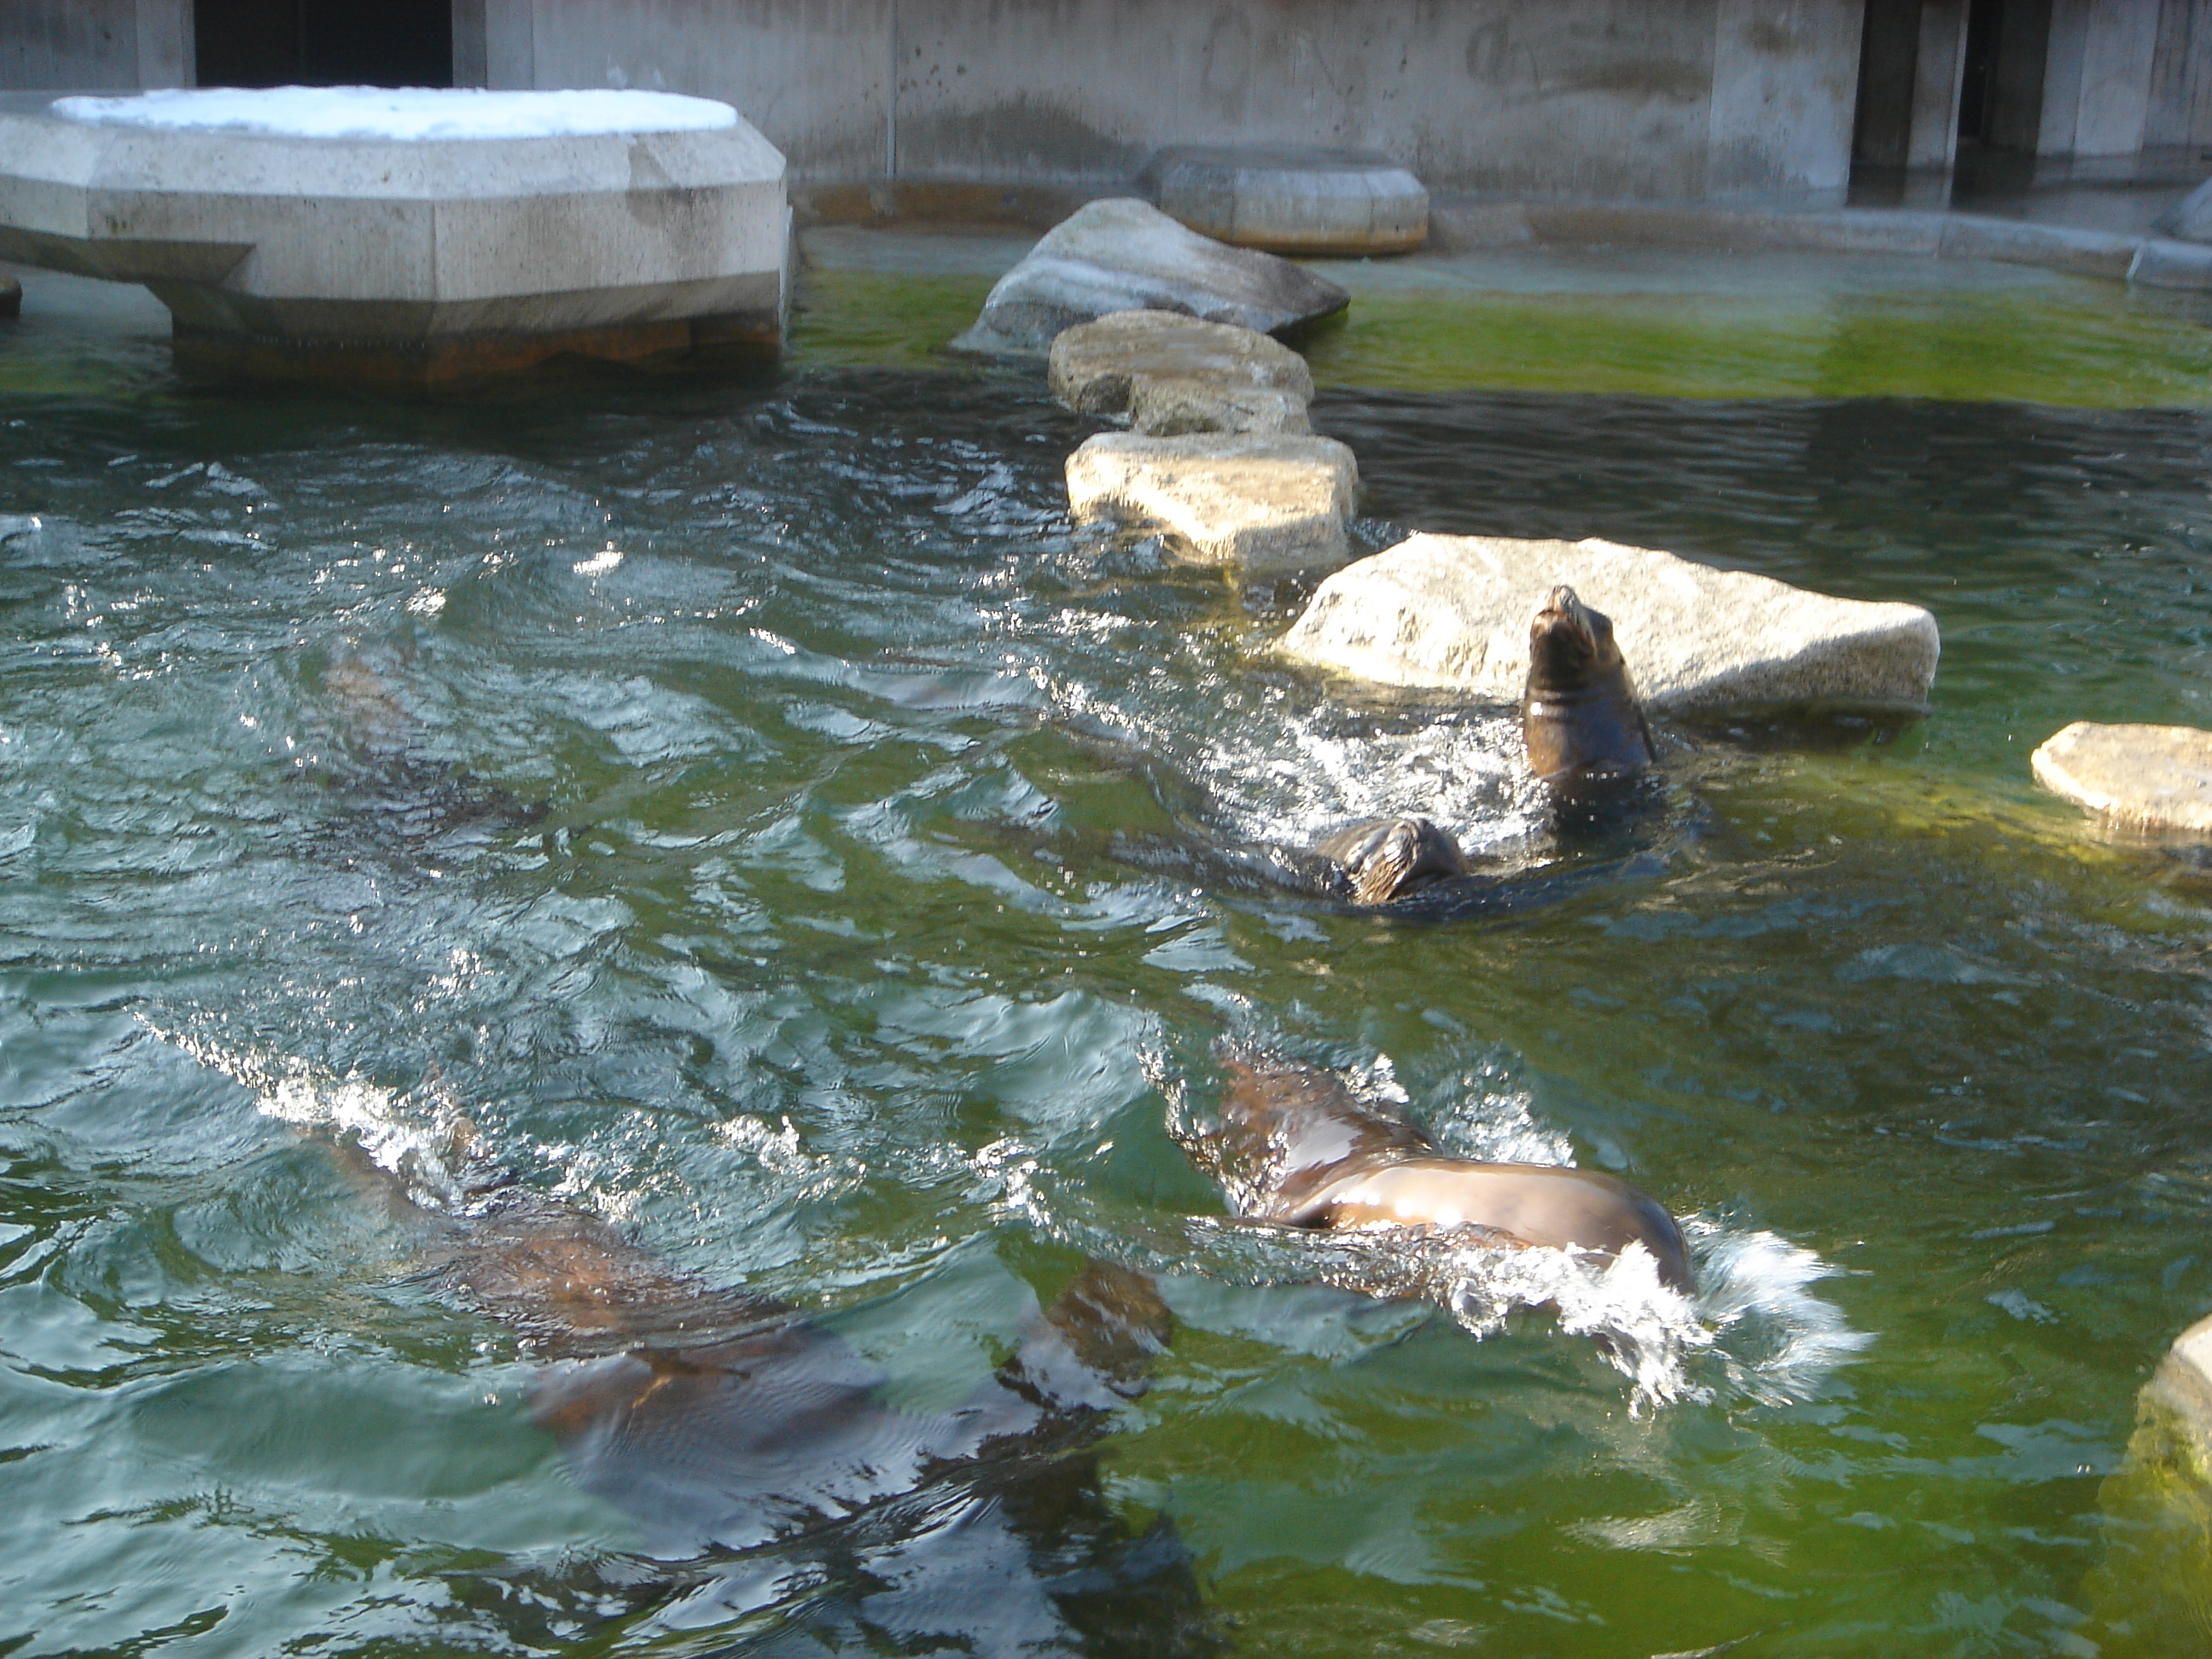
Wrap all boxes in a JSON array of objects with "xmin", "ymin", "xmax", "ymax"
[{"xmin": 1522, "ymin": 585, "xmax": 1655, "ymax": 796}]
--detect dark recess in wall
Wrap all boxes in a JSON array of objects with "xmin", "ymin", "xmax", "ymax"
[{"xmin": 195, "ymin": 0, "xmax": 452, "ymax": 88}]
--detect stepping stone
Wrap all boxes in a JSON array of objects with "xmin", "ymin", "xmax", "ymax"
[
  {"xmin": 1277, "ymin": 533, "xmax": 1940, "ymax": 713},
  {"xmin": 1066, "ymin": 433, "xmax": 1357, "ymax": 570},
  {"xmin": 0, "ymin": 88, "xmax": 787, "ymax": 384},
  {"xmin": 1143, "ymin": 146, "xmax": 1429, "ymax": 256},
  {"xmin": 1048, "ymin": 310, "xmax": 1312, "ymax": 436},
  {"xmin": 0, "ymin": 272, "xmax": 18, "ymax": 319},
  {"xmin": 2157, "ymin": 177, "xmax": 2212, "ymax": 244},
  {"xmin": 949, "ymin": 197, "xmax": 1347, "ymax": 358},
  {"xmin": 2031, "ymin": 721, "xmax": 2212, "ymax": 837}
]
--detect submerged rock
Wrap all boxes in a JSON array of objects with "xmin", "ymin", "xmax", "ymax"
[
  {"xmin": 1049, "ymin": 310, "xmax": 1313, "ymax": 436},
  {"xmin": 1277, "ymin": 533, "xmax": 1940, "ymax": 714},
  {"xmin": 1066, "ymin": 431, "xmax": 1356, "ymax": 570},
  {"xmin": 2032, "ymin": 721, "xmax": 2212, "ymax": 837},
  {"xmin": 949, "ymin": 197, "xmax": 1348, "ymax": 358},
  {"xmin": 1142, "ymin": 145, "xmax": 1429, "ymax": 255}
]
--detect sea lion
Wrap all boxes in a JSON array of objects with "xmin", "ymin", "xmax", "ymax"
[
  {"xmin": 1297, "ymin": 587, "xmax": 1655, "ymax": 905},
  {"xmin": 1310, "ymin": 813, "xmax": 1470, "ymax": 905},
  {"xmin": 1522, "ymin": 585, "xmax": 1656, "ymax": 804},
  {"xmin": 323, "ymin": 1138, "xmax": 1214, "ymax": 1654},
  {"xmin": 1185, "ymin": 1050, "xmax": 1693, "ymax": 1296}
]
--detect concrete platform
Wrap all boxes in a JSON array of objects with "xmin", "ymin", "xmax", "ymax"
[
  {"xmin": 0, "ymin": 89, "xmax": 789, "ymax": 385},
  {"xmin": 1142, "ymin": 146, "xmax": 1429, "ymax": 256}
]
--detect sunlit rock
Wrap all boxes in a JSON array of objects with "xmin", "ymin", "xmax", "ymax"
[
  {"xmin": 1048, "ymin": 310, "xmax": 1312, "ymax": 436},
  {"xmin": 1065, "ymin": 432, "xmax": 1357, "ymax": 570},
  {"xmin": 2032, "ymin": 721, "xmax": 2212, "ymax": 837},
  {"xmin": 1142, "ymin": 145, "xmax": 1429, "ymax": 256},
  {"xmin": 949, "ymin": 198, "xmax": 1348, "ymax": 358},
  {"xmin": 2079, "ymin": 1314, "xmax": 2212, "ymax": 1653},
  {"xmin": 1277, "ymin": 533, "xmax": 1940, "ymax": 713}
]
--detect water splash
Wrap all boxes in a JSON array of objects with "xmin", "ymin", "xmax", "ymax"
[{"xmin": 143, "ymin": 1018, "xmax": 472, "ymax": 1209}]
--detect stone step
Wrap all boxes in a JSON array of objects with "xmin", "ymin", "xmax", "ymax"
[
  {"xmin": 949, "ymin": 197, "xmax": 1348, "ymax": 358},
  {"xmin": 1143, "ymin": 145, "xmax": 1429, "ymax": 256},
  {"xmin": 1048, "ymin": 310, "xmax": 1313, "ymax": 436},
  {"xmin": 2032, "ymin": 721, "xmax": 2212, "ymax": 838},
  {"xmin": 1066, "ymin": 433, "xmax": 1358, "ymax": 570},
  {"xmin": 1277, "ymin": 533, "xmax": 1940, "ymax": 713}
]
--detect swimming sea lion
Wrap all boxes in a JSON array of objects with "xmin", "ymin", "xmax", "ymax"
[
  {"xmin": 1522, "ymin": 585, "xmax": 1655, "ymax": 804},
  {"xmin": 1310, "ymin": 814, "xmax": 1470, "ymax": 905},
  {"xmin": 1185, "ymin": 1050, "xmax": 1693, "ymax": 1296},
  {"xmin": 323, "ymin": 1138, "xmax": 1214, "ymax": 1654}
]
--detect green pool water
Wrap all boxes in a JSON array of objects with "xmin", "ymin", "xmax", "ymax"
[{"xmin": 4, "ymin": 247, "xmax": 2212, "ymax": 1656}]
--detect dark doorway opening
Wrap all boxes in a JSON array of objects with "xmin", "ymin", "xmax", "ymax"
[
  {"xmin": 195, "ymin": 0, "xmax": 453, "ymax": 89},
  {"xmin": 1957, "ymin": 0, "xmax": 2004, "ymax": 142}
]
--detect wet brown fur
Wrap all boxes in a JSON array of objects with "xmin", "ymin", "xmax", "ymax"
[{"xmin": 1198, "ymin": 1051, "xmax": 1693, "ymax": 1295}]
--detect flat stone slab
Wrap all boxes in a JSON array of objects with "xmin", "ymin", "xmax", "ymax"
[
  {"xmin": 0, "ymin": 89, "xmax": 788, "ymax": 381},
  {"xmin": 949, "ymin": 197, "xmax": 1348, "ymax": 358},
  {"xmin": 2032, "ymin": 721, "xmax": 2212, "ymax": 837},
  {"xmin": 1278, "ymin": 533, "xmax": 1940, "ymax": 713},
  {"xmin": 1066, "ymin": 433, "xmax": 1357, "ymax": 570},
  {"xmin": 1048, "ymin": 310, "xmax": 1312, "ymax": 435},
  {"xmin": 1143, "ymin": 146, "xmax": 1429, "ymax": 256}
]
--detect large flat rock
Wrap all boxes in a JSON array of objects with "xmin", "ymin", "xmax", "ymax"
[
  {"xmin": 1143, "ymin": 145, "xmax": 1429, "ymax": 256},
  {"xmin": 949, "ymin": 197, "xmax": 1348, "ymax": 358},
  {"xmin": 1066, "ymin": 433, "xmax": 1357, "ymax": 570},
  {"xmin": 1048, "ymin": 310, "xmax": 1312, "ymax": 436},
  {"xmin": 0, "ymin": 89, "xmax": 788, "ymax": 382},
  {"xmin": 1277, "ymin": 533, "xmax": 1940, "ymax": 713},
  {"xmin": 2032, "ymin": 721, "xmax": 2212, "ymax": 836}
]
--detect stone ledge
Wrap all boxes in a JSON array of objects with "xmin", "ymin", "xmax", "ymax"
[
  {"xmin": 2031, "ymin": 721, "xmax": 2212, "ymax": 837},
  {"xmin": 1065, "ymin": 432, "xmax": 1357, "ymax": 570},
  {"xmin": 1277, "ymin": 533, "xmax": 1940, "ymax": 713},
  {"xmin": 1426, "ymin": 198, "xmax": 2202, "ymax": 288}
]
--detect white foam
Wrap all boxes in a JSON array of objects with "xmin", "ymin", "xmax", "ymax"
[{"xmin": 51, "ymin": 87, "xmax": 739, "ymax": 142}]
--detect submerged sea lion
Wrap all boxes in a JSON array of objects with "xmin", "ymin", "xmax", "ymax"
[
  {"xmin": 1522, "ymin": 584, "xmax": 1656, "ymax": 804},
  {"xmin": 1184, "ymin": 1051, "xmax": 1693, "ymax": 1296},
  {"xmin": 329, "ymin": 1141, "xmax": 1214, "ymax": 1654}
]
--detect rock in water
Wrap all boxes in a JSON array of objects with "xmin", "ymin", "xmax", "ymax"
[
  {"xmin": 2032, "ymin": 721, "xmax": 2212, "ymax": 837},
  {"xmin": 1142, "ymin": 145, "xmax": 1429, "ymax": 255},
  {"xmin": 1066, "ymin": 432, "xmax": 1357, "ymax": 570},
  {"xmin": 2157, "ymin": 176, "xmax": 2212, "ymax": 243},
  {"xmin": 1278, "ymin": 533, "xmax": 1939, "ymax": 714},
  {"xmin": 950, "ymin": 197, "xmax": 1348, "ymax": 358},
  {"xmin": 1049, "ymin": 310, "xmax": 1313, "ymax": 436}
]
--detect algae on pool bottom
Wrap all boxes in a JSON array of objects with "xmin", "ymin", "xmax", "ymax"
[{"xmin": 789, "ymin": 236, "xmax": 2212, "ymax": 408}]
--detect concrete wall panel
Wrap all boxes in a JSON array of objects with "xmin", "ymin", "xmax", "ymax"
[
  {"xmin": 499, "ymin": 0, "xmax": 1864, "ymax": 201},
  {"xmin": 3, "ymin": 0, "xmax": 143, "ymax": 90},
  {"xmin": 1710, "ymin": 0, "xmax": 1861, "ymax": 192}
]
